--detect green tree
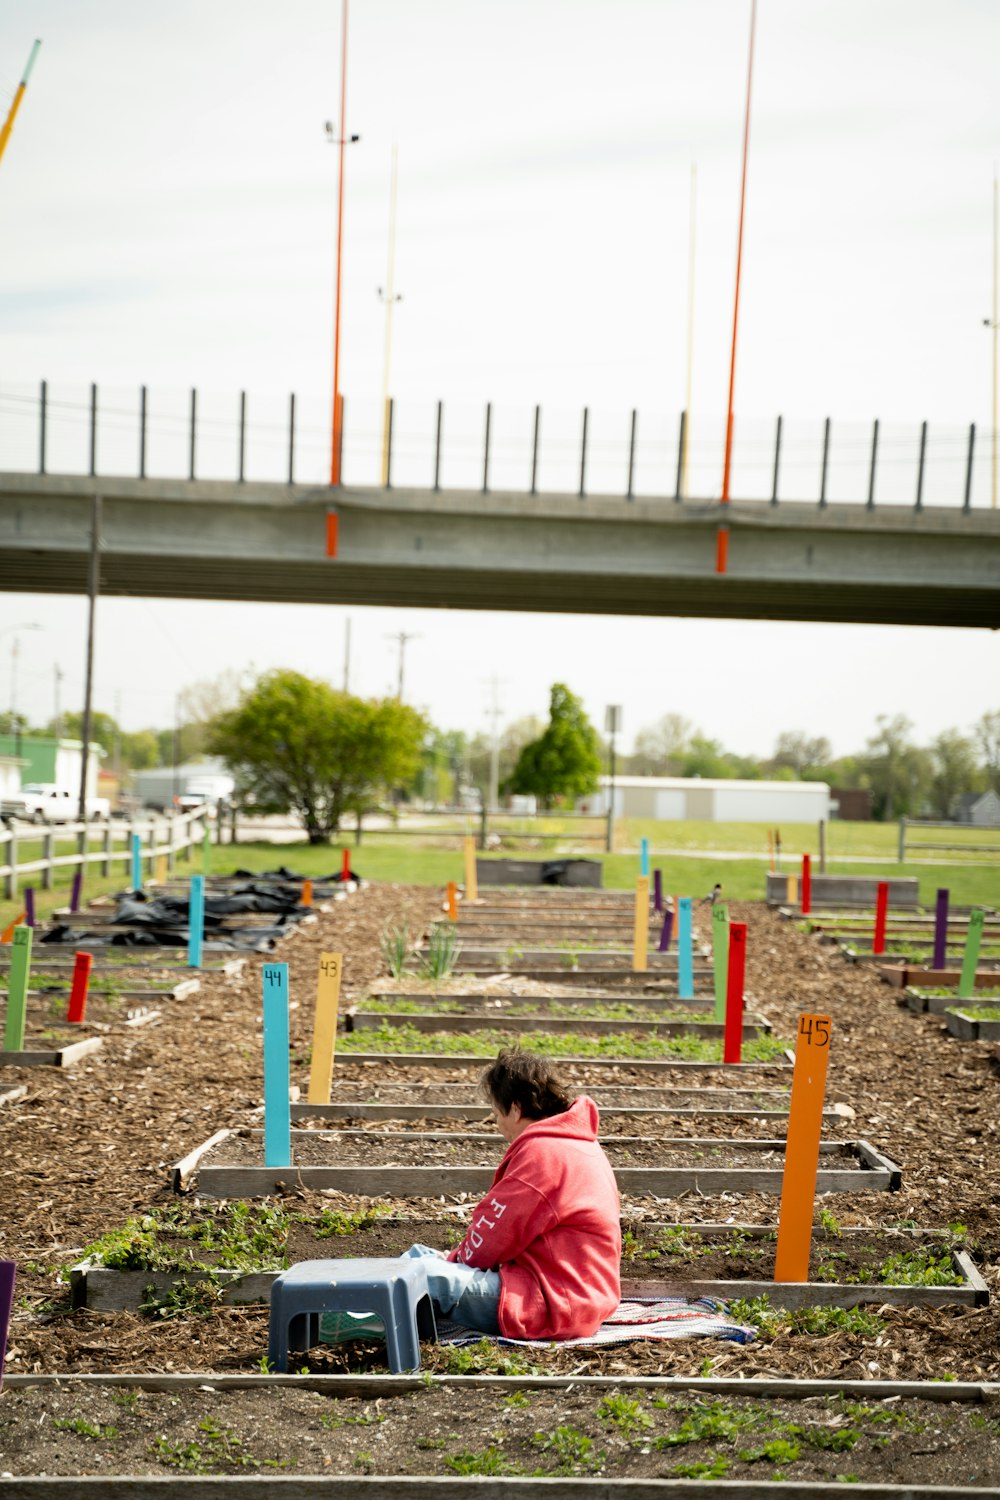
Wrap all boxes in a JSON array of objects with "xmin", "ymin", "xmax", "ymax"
[
  {"xmin": 467, "ymin": 715, "xmax": 544, "ymax": 800},
  {"xmin": 861, "ymin": 714, "xmax": 929, "ymax": 821},
  {"xmin": 771, "ymin": 730, "xmax": 833, "ymax": 780},
  {"xmin": 677, "ymin": 735, "xmax": 735, "ymax": 780},
  {"xmin": 977, "ymin": 710, "xmax": 1000, "ymax": 796},
  {"xmin": 207, "ymin": 669, "xmax": 427, "ymax": 843},
  {"xmin": 629, "ymin": 713, "xmax": 693, "ymax": 775},
  {"xmin": 928, "ymin": 729, "xmax": 981, "ymax": 819},
  {"xmin": 505, "ymin": 684, "xmax": 601, "ymax": 810}
]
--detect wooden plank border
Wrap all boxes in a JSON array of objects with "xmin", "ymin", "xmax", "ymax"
[
  {"xmin": 345, "ymin": 1010, "xmax": 772, "ymax": 1038},
  {"xmin": 329, "ymin": 1051, "xmax": 796, "ymax": 1075},
  {"xmin": 0, "ymin": 1036, "xmax": 103, "ymax": 1068},
  {"xmin": 0, "ymin": 1082, "xmax": 26, "ymax": 1106}
]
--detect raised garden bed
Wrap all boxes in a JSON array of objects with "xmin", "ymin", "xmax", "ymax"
[
  {"xmin": 904, "ymin": 988, "xmax": 1000, "ymax": 1015},
  {"xmin": 368, "ymin": 988, "xmax": 722, "ymax": 1012},
  {"xmin": 176, "ymin": 1128, "xmax": 901, "ymax": 1197},
  {"xmin": 70, "ymin": 1208, "xmax": 973, "ymax": 1314},
  {"xmin": 333, "ymin": 1022, "xmax": 788, "ymax": 1066},
  {"xmin": 327, "ymin": 1049, "xmax": 794, "ymax": 1078},
  {"xmin": 945, "ymin": 1007, "xmax": 1000, "ymax": 1042},
  {"xmin": 1, "ymin": 1374, "xmax": 998, "ymax": 1491},
  {"xmin": 0, "ymin": 1034, "xmax": 103, "ymax": 1068},
  {"xmin": 344, "ymin": 1007, "xmax": 771, "ymax": 1039},
  {"xmin": 876, "ymin": 964, "xmax": 1000, "ymax": 990}
]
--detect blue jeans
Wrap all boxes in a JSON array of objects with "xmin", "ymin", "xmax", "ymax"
[{"xmin": 404, "ymin": 1243, "xmax": 501, "ymax": 1334}]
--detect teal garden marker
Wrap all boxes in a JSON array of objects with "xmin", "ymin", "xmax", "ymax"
[
  {"xmin": 3, "ymin": 926, "xmax": 32, "ymax": 1052},
  {"xmin": 712, "ymin": 903, "xmax": 730, "ymax": 1022},
  {"xmin": 131, "ymin": 833, "xmax": 142, "ymax": 893},
  {"xmin": 958, "ymin": 908, "xmax": 985, "ymax": 999},
  {"xmin": 262, "ymin": 962, "xmax": 292, "ymax": 1168},
  {"xmin": 187, "ymin": 874, "xmax": 205, "ymax": 969},
  {"xmin": 677, "ymin": 897, "xmax": 694, "ymax": 1001},
  {"xmin": 640, "ymin": 837, "xmax": 649, "ymax": 877}
]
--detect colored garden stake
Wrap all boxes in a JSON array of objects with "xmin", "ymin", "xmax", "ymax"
[
  {"xmin": 0, "ymin": 1260, "xmax": 14, "ymax": 1393},
  {"xmin": 187, "ymin": 874, "xmax": 205, "ymax": 969},
  {"xmin": 767, "ymin": 830, "xmax": 775, "ymax": 873},
  {"xmin": 70, "ymin": 870, "xmax": 83, "ymax": 912},
  {"xmin": 632, "ymin": 876, "xmax": 649, "ymax": 972},
  {"xmin": 873, "ymin": 881, "xmax": 889, "ymax": 955},
  {"xmin": 800, "ymin": 854, "xmax": 811, "ymax": 916},
  {"xmin": 773, "ymin": 1012, "xmax": 833, "ymax": 1282},
  {"xmin": 0, "ymin": 913, "xmax": 25, "ymax": 943},
  {"xmin": 3, "ymin": 925, "xmax": 32, "ymax": 1052},
  {"xmin": 958, "ymin": 908, "xmax": 985, "ymax": 999},
  {"xmin": 785, "ymin": 874, "xmax": 798, "ymax": 906},
  {"xmin": 154, "ymin": 854, "xmax": 168, "ymax": 886},
  {"xmin": 341, "ymin": 847, "xmax": 351, "ymax": 880},
  {"xmin": 24, "ymin": 887, "xmax": 34, "ymax": 928},
  {"xmin": 262, "ymin": 961, "xmax": 292, "ymax": 1168},
  {"xmin": 446, "ymin": 881, "xmax": 458, "ymax": 921},
  {"xmin": 653, "ymin": 869, "xmax": 662, "ymax": 912},
  {"xmin": 723, "ymin": 921, "xmax": 747, "ymax": 1063},
  {"xmin": 130, "ymin": 833, "xmax": 142, "ymax": 892},
  {"xmin": 712, "ymin": 903, "xmax": 730, "ymax": 1023},
  {"xmin": 657, "ymin": 907, "xmax": 673, "ymax": 953},
  {"xmin": 301, "ymin": 879, "xmax": 313, "ymax": 908},
  {"xmin": 307, "ymin": 951, "xmax": 342, "ymax": 1105},
  {"xmin": 933, "ymin": 888, "xmax": 949, "ymax": 971},
  {"xmin": 464, "ymin": 836, "xmax": 478, "ymax": 902},
  {"xmin": 640, "ymin": 837, "xmax": 649, "ymax": 877},
  {"xmin": 66, "ymin": 951, "xmax": 93, "ymax": 1024},
  {"xmin": 677, "ymin": 897, "xmax": 694, "ymax": 999}
]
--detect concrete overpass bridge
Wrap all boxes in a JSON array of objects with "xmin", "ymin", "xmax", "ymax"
[{"xmin": 1, "ymin": 470, "xmax": 998, "ymax": 628}]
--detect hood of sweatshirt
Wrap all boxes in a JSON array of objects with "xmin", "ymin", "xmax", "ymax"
[{"xmin": 501, "ymin": 1095, "xmax": 599, "ymax": 1163}]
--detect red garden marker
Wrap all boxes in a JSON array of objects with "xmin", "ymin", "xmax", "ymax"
[
  {"xmin": 800, "ymin": 854, "xmax": 811, "ymax": 916},
  {"xmin": 723, "ymin": 922, "xmax": 747, "ymax": 1064},
  {"xmin": 325, "ymin": 511, "xmax": 339, "ymax": 558},
  {"xmin": 873, "ymin": 881, "xmax": 889, "ymax": 955},
  {"xmin": 66, "ymin": 951, "xmax": 93, "ymax": 1024},
  {"xmin": 341, "ymin": 847, "xmax": 351, "ymax": 880}
]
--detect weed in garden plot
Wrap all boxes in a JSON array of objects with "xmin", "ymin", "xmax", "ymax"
[
  {"xmin": 418, "ymin": 924, "xmax": 461, "ymax": 979},
  {"xmin": 53, "ymin": 1417, "xmax": 119, "ymax": 1440},
  {"xmin": 319, "ymin": 1405, "xmax": 385, "ymax": 1430},
  {"xmin": 726, "ymin": 1296, "xmax": 886, "ymax": 1339},
  {"xmin": 140, "ymin": 1278, "xmax": 222, "ymax": 1319},
  {"xmin": 379, "ymin": 921, "xmax": 412, "ymax": 977},
  {"xmin": 597, "ymin": 1393, "xmax": 653, "ymax": 1439},
  {"xmin": 670, "ymin": 1453, "xmax": 730, "ymax": 1478},
  {"xmin": 445, "ymin": 1444, "xmax": 519, "ymax": 1476},
  {"xmin": 151, "ymin": 1417, "xmax": 291, "ymax": 1474},
  {"xmin": 78, "ymin": 1200, "xmax": 292, "ymax": 1277},
  {"xmin": 338, "ymin": 1020, "xmax": 787, "ymax": 1063},
  {"xmin": 432, "ymin": 1339, "xmax": 545, "ymax": 1377},
  {"xmin": 309, "ymin": 1204, "xmax": 392, "ymax": 1240},
  {"xmin": 816, "ymin": 1245, "xmax": 964, "ymax": 1287},
  {"xmin": 533, "ymin": 1424, "xmax": 606, "ymax": 1474}
]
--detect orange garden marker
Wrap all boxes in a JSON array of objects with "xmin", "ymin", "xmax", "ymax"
[
  {"xmin": 301, "ymin": 879, "xmax": 314, "ymax": 908},
  {"xmin": 766, "ymin": 830, "xmax": 775, "ymax": 873},
  {"xmin": 446, "ymin": 881, "xmax": 458, "ymax": 921},
  {"xmin": 1, "ymin": 913, "xmax": 26, "ymax": 943},
  {"xmin": 66, "ymin": 951, "xmax": 93, "ymax": 1024},
  {"xmin": 873, "ymin": 881, "xmax": 889, "ymax": 955},
  {"xmin": 632, "ymin": 876, "xmax": 650, "ymax": 973},
  {"xmin": 723, "ymin": 922, "xmax": 747, "ymax": 1063},
  {"xmin": 307, "ymin": 952, "xmax": 343, "ymax": 1105},
  {"xmin": 154, "ymin": 855, "xmax": 168, "ymax": 887},
  {"xmin": 325, "ymin": 511, "xmax": 339, "ymax": 557},
  {"xmin": 773, "ymin": 1012, "xmax": 833, "ymax": 1282},
  {"xmin": 801, "ymin": 853, "xmax": 811, "ymax": 915},
  {"xmin": 463, "ymin": 837, "xmax": 478, "ymax": 902}
]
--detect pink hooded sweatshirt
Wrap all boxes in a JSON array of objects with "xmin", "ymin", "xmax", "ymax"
[{"xmin": 447, "ymin": 1095, "xmax": 621, "ymax": 1340}]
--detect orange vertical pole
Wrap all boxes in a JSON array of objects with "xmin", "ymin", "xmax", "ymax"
[
  {"xmin": 446, "ymin": 881, "xmax": 458, "ymax": 921},
  {"xmin": 717, "ymin": 0, "xmax": 757, "ymax": 575},
  {"xmin": 301, "ymin": 879, "xmax": 313, "ymax": 908},
  {"xmin": 774, "ymin": 1012, "xmax": 832, "ymax": 1282},
  {"xmin": 330, "ymin": 1, "xmax": 349, "ymax": 486}
]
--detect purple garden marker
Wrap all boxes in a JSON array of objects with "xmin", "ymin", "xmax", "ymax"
[
  {"xmin": 24, "ymin": 887, "xmax": 35, "ymax": 928},
  {"xmin": 658, "ymin": 908, "xmax": 673, "ymax": 953},
  {"xmin": 0, "ymin": 1260, "xmax": 15, "ymax": 1392},
  {"xmin": 933, "ymin": 888, "xmax": 949, "ymax": 971},
  {"xmin": 653, "ymin": 869, "xmax": 663, "ymax": 913},
  {"xmin": 70, "ymin": 870, "xmax": 83, "ymax": 913}
]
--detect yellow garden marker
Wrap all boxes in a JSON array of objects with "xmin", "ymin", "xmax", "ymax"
[
  {"xmin": 632, "ymin": 876, "xmax": 649, "ymax": 972},
  {"xmin": 786, "ymin": 874, "xmax": 798, "ymax": 906},
  {"xmin": 773, "ymin": 1012, "xmax": 833, "ymax": 1283},
  {"xmin": 446, "ymin": 881, "xmax": 458, "ymax": 921},
  {"xmin": 464, "ymin": 837, "xmax": 478, "ymax": 902},
  {"xmin": 307, "ymin": 952, "xmax": 343, "ymax": 1105},
  {"xmin": 154, "ymin": 855, "xmax": 168, "ymax": 886}
]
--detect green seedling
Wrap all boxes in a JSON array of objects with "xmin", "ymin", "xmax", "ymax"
[
  {"xmin": 418, "ymin": 923, "xmax": 461, "ymax": 980},
  {"xmin": 445, "ymin": 1445, "xmax": 518, "ymax": 1476},
  {"xmin": 53, "ymin": 1417, "xmax": 118, "ymax": 1440},
  {"xmin": 597, "ymin": 1393, "xmax": 652, "ymax": 1437},
  {"xmin": 670, "ymin": 1454, "xmax": 730, "ymax": 1478},
  {"xmin": 379, "ymin": 921, "xmax": 412, "ymax": 978},
  {"xmin": 534, "ymin": 1424, "xmax": 605, "ymax": 1474}
]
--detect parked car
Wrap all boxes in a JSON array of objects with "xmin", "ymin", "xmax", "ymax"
[{"xmin": 0, "ymin": 783, "xmax": 111, "ymax": 824}]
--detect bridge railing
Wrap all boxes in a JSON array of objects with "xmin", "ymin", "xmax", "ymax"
[{"xmin": 0, "ymin": 380, "xmax": 995, "ymax": 509}]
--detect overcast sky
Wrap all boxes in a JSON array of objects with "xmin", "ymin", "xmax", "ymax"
[{"xmin": 0, "ymin": 0, "xmax": 997, "ymax": 756}]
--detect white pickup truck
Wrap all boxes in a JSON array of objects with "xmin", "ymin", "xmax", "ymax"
[{"xmin": 0, "ymin": 783, "xmax": 111, "ymax": 824}]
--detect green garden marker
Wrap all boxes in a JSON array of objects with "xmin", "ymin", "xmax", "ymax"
[
  {"xmin": 958, "ymin": 908, "xmax": 985, "ymax": 999},
  {"xmin": 3, "ymin": 925, "xmax": 32, "ymax": 1052},
  {"xmin": 712, "ymin": 903, "xmax": 729, "ymax": 1023}
]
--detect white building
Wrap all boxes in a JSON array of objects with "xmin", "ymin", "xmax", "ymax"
[{"xmin": 579, "ymin": 775, "xmax": 832, "ymax": 824}]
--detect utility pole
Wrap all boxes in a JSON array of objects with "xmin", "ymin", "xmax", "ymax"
[
  {"xmin": 680, "ymin": 160, "xmax": 697, "ymax": 500},
  {"xmin": 326, "ymin": 2, "xmax": 359, "ymax": 487},
  {"xmin": 485, "ymin": 676, "xmax": 507, "ymax": 813},
  {"xmin": 342, "ymin": 616, "xmax": 352, "ymax": 694},
  {"xmin": 605, "ymin": 705, "xmax": 622, "ymax": 852},
  {"xmin": 378, "ymin": 143, "xmax": 403, "ymax": 487},
  {"xmin": 53, "ymin": 663, "xmax": 63, "ymax": 740},
  {"xmin": 11, "ymin": 638, "xmax": 20, "ymax": 759},
  {"xmin": 77, "ymin": 496, "xmax": 101, "ymax": 823},
  {"xmin": 386, "ymin": 631, "xmax": 419, "ymax": 701}
]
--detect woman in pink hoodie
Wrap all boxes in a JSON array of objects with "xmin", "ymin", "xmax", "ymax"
[{"xmin": 406, "ymin": 1050, "xmax": 621, "ymax": 1340}]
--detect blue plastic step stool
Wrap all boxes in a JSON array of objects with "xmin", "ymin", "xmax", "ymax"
[{"xmin": 267, "ymin": 1257, "xmax": 438, "ymax": 1373}]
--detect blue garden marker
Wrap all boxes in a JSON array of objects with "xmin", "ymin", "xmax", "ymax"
[
  {"xmin": 678, "ymin": 896, "xmax": 694, "ymax": 1000},
  {"xmin": 131, "ymin": 833, "xmax": 142, "ymax": 893},
  {"xmin": 187, "ymin": 874, "xmax": 204, "ymax": 969},
  {"xmin": 262, "ymin": 961, "xmax": 292, "ymax": 1168},
  {"xmin": 640, "ymin": 838, "xmax": 649, "ymax": 877},
  {"xmin": 933, "ymin": 888, "xmax": 949, "ymax": 971}
]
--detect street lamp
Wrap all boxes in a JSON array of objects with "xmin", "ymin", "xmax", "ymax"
[
  {"xmin": 2, "ymin": 622, "xmax": 42, "ymax": 758},
  {"xmin": 325, "ymin": 0, "xmax": 361, "ymax": 488}
]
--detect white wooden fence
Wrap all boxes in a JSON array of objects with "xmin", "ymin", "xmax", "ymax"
[{"xmin": 0, "ymin": 806, "xmax": 211, "ymax": 900}]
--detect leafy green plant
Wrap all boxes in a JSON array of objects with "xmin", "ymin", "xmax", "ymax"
[
  {"xmin": 140, "ymin": 1278, "xmax": 222, "ymax": 1319},
  {"xmin": 597, "ymin": 1393, "xmax": 652, "ymax": 1438},
  {"xmin": 53, "ymin": 1417, "xmax": 118, "ymax": 1440},
  {"xmin": 818, "ymin": 1207, "xmax": 842, "ymax": 1236},
  {"xmin": 310, "ymin": 1204, "xmax": 390, "ymax": 1240},
  {"xmin": 534, "ymin": 1424, "xmax": 605, "ymax": 1474},
  {"xmin": 419, "ymin": 923, "xmax": 461, "ymax": 979},
  {"xmin": 445, "ymin": 1445, "xmax": 519, "ymax": 1476},
  {"xmin": 379, "ymin": 921, "xmax": 412, "ymax": 978},
  {"xmin": 739, "ymin": 1438, "xmax": 802, "ymax": 1464},
  {"xmin": 670, "ymin": 1454, "xmax": 730, "ymax": 1478}
]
